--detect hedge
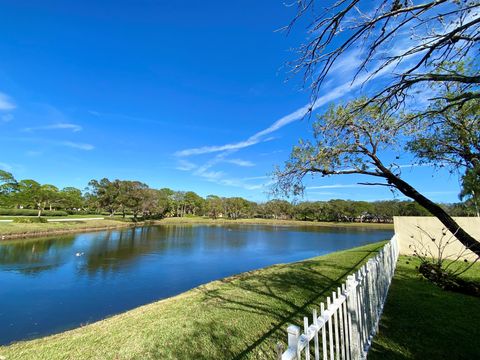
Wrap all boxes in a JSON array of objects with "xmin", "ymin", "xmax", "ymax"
[
  {"xmin": 0, "ymin": 209, "xmax": 69, "ymax": 216},
  {"xmin": 12, "ymin": 217, "xmax": 48, "ymax": 223}
]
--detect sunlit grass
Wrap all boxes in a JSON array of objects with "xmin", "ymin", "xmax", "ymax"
[
  {"xmin": 370, "ymin": 256, "xmax": 480, "ymax": 360},
  {"xmin": 0, "ymin": 219, "xmax": 131, "ymax": 237}
]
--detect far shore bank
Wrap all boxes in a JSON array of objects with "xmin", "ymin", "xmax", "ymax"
[
  {"xmin": 0, "ymin": 216, "xmax": 394, "ymax": 240},
  {"xmin": 0, "ymin": 219, "xmax": 136, "ymax": 240},
  {"xmin": 157, "ymin": 216, "xmax": 394, "ymax": 228}
]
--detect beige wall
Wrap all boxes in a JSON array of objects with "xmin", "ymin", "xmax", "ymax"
[{"xmin": 394, "ymin": 216, "xmax": 480, "ymax": 261}]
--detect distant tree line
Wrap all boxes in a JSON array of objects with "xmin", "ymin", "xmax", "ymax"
[{"xmin": 0, "ymin": 171, "xmax": 477, "ymax": 221}]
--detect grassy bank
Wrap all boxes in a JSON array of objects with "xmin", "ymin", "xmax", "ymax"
[
  {"xmin": 157, "ymin": 216, "xmax": 394, "ymax": 229},
  {"xmin": 0, "ymin": 241, "xmax": 386, "ymax": 360},
  {"xmin": 0, "ymin": 214, "xmax": 109, "ymax": 220},
  {"xmin": 370, "ymin": 256, "xmax": 480, "ymax": 360},
  {"xmin": 0, "ymin": 219, "xmax": 135, "ymax": 239}
]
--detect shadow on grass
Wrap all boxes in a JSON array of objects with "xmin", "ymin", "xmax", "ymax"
[
  {"xmin": 165, "ymin": 319, "xmax": 244, "ymax": 360},
  {"xmin": 198, "ymin": 245, "xmax": 384, "ymax": 359},
  {"xmin": 369, "ymin": 259, "xmax": 480, "ymax": 360}
]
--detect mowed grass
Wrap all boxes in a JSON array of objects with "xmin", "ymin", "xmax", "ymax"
[
  {"xmin": 0, "ymin": 242, "xmax": 386, "ymax": 360},
  {"xmin": 0, "ymin": 214, "xmax": 105, "ymax": 220},
  {"xmin": 0, "ymin": 219, "xmax": 132, "ymax": 237},
  {"xmin": 370, "ymin": 256, "xmax": 480, "ymax": 360},
  {"xmin": 158, "ymin": 216, "xmax": 394, "ymax": 229}
]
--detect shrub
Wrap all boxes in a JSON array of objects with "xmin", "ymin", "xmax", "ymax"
[
  {"xmin": 0, "ymin": 209, "xmax": 68, "ymax": 216},
  {"xmin": 410, "ymin": 225, "xmax": 480, "ymax": 297},
  {"xmin": 66, "ymin": 210, "xmax": 94, "ymax": 215},
  {"xmin": 12, "ymin": 217, "xmax": 48, "ymax": 223}
]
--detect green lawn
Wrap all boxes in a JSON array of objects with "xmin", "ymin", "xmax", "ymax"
[
  {"xmin": 0, "ymin": 214, "xmax": 106, "ymax": 220},
  {"xmin": 370, "ymin": 256, "xmax": 480, "ymax": 360},
  {"xmin": 0, "ymin": 219, "xmax": 132, "ymax": 238},
  {"xmin": 0, "ymin": 241, "xmax": 386, "ymax": 360}
]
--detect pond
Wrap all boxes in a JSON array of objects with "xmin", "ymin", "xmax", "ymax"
[{"xmin": 0, "ymin": 224, "xmax": 393, "ymax": 345}]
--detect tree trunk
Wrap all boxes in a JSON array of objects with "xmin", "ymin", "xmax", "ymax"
[{"xmin": 387, "ymin": 173, "xmax": 480, "ymax": 257}]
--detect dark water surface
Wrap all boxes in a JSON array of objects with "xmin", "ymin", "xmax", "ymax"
[{"xmin": 0, "ymin": 224, "xmax": 393, "ymax": 345}]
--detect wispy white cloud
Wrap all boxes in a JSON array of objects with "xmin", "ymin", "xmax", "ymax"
[
  {"xmin": 183, "ymin": 150, "xmax": 270, "ymax": 190},
  {"xmin": 23, "ymin": 123, "xmax": 82, "ymax": 133},
  {"xmin": 176, "ymin": 159, "xmax": 197, "ymax": 171},
  {"xmin": 0, "ymin": 93, "xmax": 15, "ymax": 111},
  {"xmin": 225, "ymin": 159, "xmax": 255, "ymax": 167},
  {"xmin": 60, "ymin": 141, "xmax": 94, "ymax": 151},
  {"xmin": 260, "ymin": 150, "xmax": 283, "ymax": 156},
  {"xmin": 175, "ymin": 137, "xmax": 269, "ymax": 157},
  {"xmin": 174, "ymin": 43, "xmax": 408, "ymax": 192},
  {"xmin": 198, "ymin": 172, "xmax": 273, "ymax": 191},
  {"xmin": 176, "ymin": 58, "xmax": 394, "ymax": 159},
  {"xmin": 243, "ymin": 175, "xmax": 270, "ymax": 181}
]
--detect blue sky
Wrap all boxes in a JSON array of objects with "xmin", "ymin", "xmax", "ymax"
[{"xmin": 0, "ymin": 0, "xmax": 462, "ymax": 202}]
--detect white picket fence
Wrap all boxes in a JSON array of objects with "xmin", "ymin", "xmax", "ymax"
[{"xmin": 277, "ymin": 236, "xmax": 399, "ymax": 360}]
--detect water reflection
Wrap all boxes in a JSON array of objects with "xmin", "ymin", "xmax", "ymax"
[
  {"xmin": 0, "ymin": 236, "xmax": 75, "ymax": 275},
  {"xmin": 0, "ymin": 224, "xmax": 393, "ymax": 345}
]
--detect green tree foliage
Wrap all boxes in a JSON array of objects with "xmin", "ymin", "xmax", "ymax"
[
  {"xmin": 274, "ymin": 98, "xmax": 480, "ymax": 255},
  {"xmin": 0, "ymin": 172, "xmax": 475, "ymax": 222},
  {"xmin": 205, "ymin": 195, "xmax": 223, "ymax": 219},
  {"xmin": 407, "ymin": 91, "xmax": 480, "ymax": 217},
  {"xmin": 223, "ymin": 197, "xmax": 253, "ymax": 220},
  {"xmin": 184, "ymin": 191, "xmax": 205, "ymax": 216},
  {"xmin": 87, "ymin": 178, "xmax": 120, "ymax": 216},
  {"xmin": 13, "ymin": 180, "xmax": 58, "ymax": 217},
  {"xmin": 59, "ymin": 187, "xmax": 84, "ymax": 210},
  {"xmin": 141, "ymin": 189, "xmax": 170, "ymax": 219},
  {"xmin": 0, "ymin": 170, "xmax": 17, "ymax": 207},
  {"xmin": 264, "ymin": 200, "xmax": 293, "ymax": 220}
]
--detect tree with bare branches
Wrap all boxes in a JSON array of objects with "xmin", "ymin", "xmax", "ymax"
[{"xmin": 288, "ymin": 0, "xmax": 479, "ymax": 112}]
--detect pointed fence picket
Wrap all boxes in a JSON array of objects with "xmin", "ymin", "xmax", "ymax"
[{"xmin": 277, "ymin": 236, "xmax": 399, "ymax": 360}]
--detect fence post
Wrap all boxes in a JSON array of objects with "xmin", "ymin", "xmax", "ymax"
[
  {"xmin": 276, "ymin": 342, "xmax": 285, "ymax": 360},
  {"xmin": 347, "ymin": 275, "xmax": 361, "ymax": 360},
  {"xmin": 287, "ymin": 324, "xmax": 300, "ymax": 358}
]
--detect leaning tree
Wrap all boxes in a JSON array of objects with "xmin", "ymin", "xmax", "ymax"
[{"xmin": 275, "ymin": 0, "xmax": 480, "ymax": 255}]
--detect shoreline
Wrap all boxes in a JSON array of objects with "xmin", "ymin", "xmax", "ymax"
[
  {"xmin": 0, "ymin": 217, "xmax": 394, "ymax": 241},
  {"xmin": 0, "ymin": 222, "xmax": 137, "ymax": 240},
  {"xmin": 156, "ymin": 217, "xmax": 394, "ymax": 229}
]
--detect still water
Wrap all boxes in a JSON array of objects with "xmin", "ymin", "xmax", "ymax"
[{"xmin": 0, "ymin": 224, "xmax": 393, "ymax": 345}]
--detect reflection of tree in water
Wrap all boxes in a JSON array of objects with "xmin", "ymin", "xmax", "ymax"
[
  {"xmin": 80, "ymin": 225, "xmax": 251, "ymax": 275},
  {"xmin": 0, "ymin": 225, "xmax": 257, "ymax": 277},
  {"xmin": 81, "ymin": 226, "xmax": 198, "ymax": 275},
  {"xmin": 0, "ymin": 236, "xmax": 75, "ymax": 275}
]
